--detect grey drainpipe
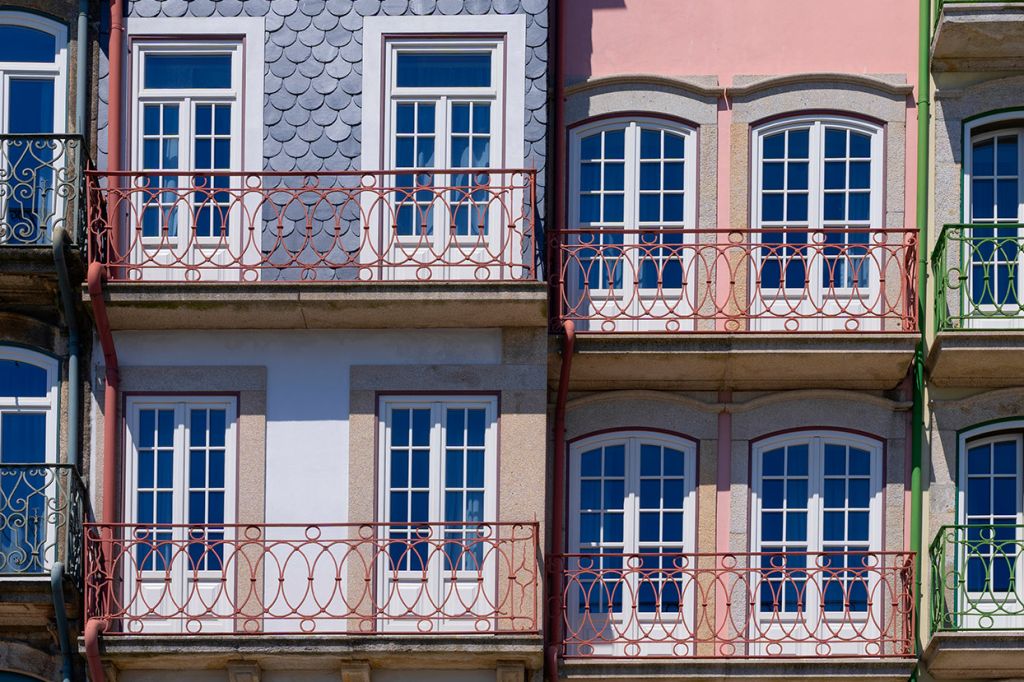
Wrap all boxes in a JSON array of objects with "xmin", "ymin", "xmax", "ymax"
[{"xmin": 50, "ymin": 4, "xmax": 89, "ymax": 680}]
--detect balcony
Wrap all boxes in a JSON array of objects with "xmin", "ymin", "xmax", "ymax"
[
  {"xmin": 556, "ymin": 551, "xmax": 916, "ymax": 681},
  {"xmin": 554, "ymin": 228, "xmax": 919, "ymax": 391},
  {"xmin": 0, "ymin": 135, "xmax": 87, "ymax": 316},
  {"xmin": 928, "ymin": 224, "xmax": 1024, "ymax": 386},
  {"xmin": 84, "ymin": 169, "xmax": 545, "ymax": 329},
  {"xmin": 84, "ymin": 521, "xmax": 541, "ymax": 667},
  {"xmin": 0, "ymin": 464, "xmax": 88, "ymax": 631},
  {"xmin": 926, "ymin": 525, "xmax": 1024, "ymax": 678},
  {"xmin": 932, "ymin": 0, "xmax": 1024, "ymax": 70}
]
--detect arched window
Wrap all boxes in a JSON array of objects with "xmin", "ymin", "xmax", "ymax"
[
  {"xmin": 0, "ymin": 12, "xmax": 66, "ymax": 135},
  {"xmin": 0, "ymin": 346, "xmax": 59, "ymax": 574},
  {"xmin": 751, "ymin": 115, "xmax": 884, "ymax": 330},
  {"xmin": 565, "ymin": 430, "xmax": 697, "ymax": 655},
  {"xmin": 567, "ymin": 118, "xmax": 697, "ymax": 331},
  {"xmin": 963, "ymin": 119, "xmax": 1024, "ymax": 322}
]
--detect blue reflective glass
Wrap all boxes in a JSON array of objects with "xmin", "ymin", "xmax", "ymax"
[
  {"xmin": 639, "ymin": 162, "xmax": 660, "ymax": 191},
  {"xmin": 157, "ymin": 410, "xmax": 174, "ymax": 447},
  {"xmin": 788, "ymin": 162, "xmax": 808, "ymax": 191},
  {"xmin": 997, "ymin": 179, "xmax": 1018, "ymax": 220},
  {"xmin": 189, "ymin": 410, "xmax": 207, "ymax": 448},
  {"xmin": 998, "ymin": 137, "xmax": 1019, "ymax": 175},
  {"xmin": 209, "ymin": 450, "xmax": 224, "ymax": 488},
  {"xmin": 604, "ymin": 163, "xmax": 624, "ymax": 191},
  {"xmin": 0, "ymin": 359, "xmax": 48, "ymax": 398},
  {"xmin": 638, "ymin": 195, "xmax": 659, "ymax": 222},
  {"xmin": 787, "ymin": 193, "xmax": 808, "ymax": 222},
  {"xmin": 850, "ymin": 132, "xmax": 871, "ymax": 158},
  {"xmin": 445, "ymin": 491, "xmax": 463, "ymax": 522},
  {"xmin": 849, "ymin": 448, "xmax": 871, "ymax": 476},
  {"xmin": 603, "ymin": 194, "xmax": 624, "ymax": 223},
  {"xmin": 396, "ymin": 53, "xmax": 490, "ymax": 87},
  {"xmin": 417, "ymin": 138, "xmax": 435, "ymax": 167},
  {"xmin": 850, "ymin": 161, "xmax": 871, "ymax": 190},
  {"xmin": 0, "ymin": 412, "xmax": 45, "ymax": 463},
  {"xmin": 581, "ymin": 480, "xmax": 600, "ymax": 509},
  {"xmin": 640, "ymin": 130, "xmax": 660, "ymax": 159},
  {"xmin": 604, "ymin": 129, "xmax": 625, "ymax": 160},
  {"xmin": 664, "ymin": 449, "xmax": 684, "ymax": 476},
  {"xmin": 604, "ymin": 445, "xmax": 625, "ymax": 477},
  {"xmin": 580, "ymin": 134, "xmax": 601, "ymax": 161},
  {"xmin": 786, "ymin": 511, "xmax": 807, "ymax": 541},
  {"xmin": 580, "ymin": 448, "xmax": 601, "ymax": 477},
  {"xmin": 157, "ymin": 450, "xmax": 173, "ymax": 486},
  {"xmin": 967, "ymin": 445, "xmax": 990, "ymax": 475},
  {"xmin": 665, "ymin": 132, "xmax": 684, "ymax": 158},
  {"xmin": 974, "ymin": 140, "xmax": 995, "ymax": 177},
  {"xmin": 967, "ymin": 477, "xmax": 991, "ymax": 516},
  {"xmin": 411, "ymin": 450, "xmax": 429, "ymax": 487},
  {"xmin": 788, "ymin": 129, "xmax": 809, "ymax": 158},
  {"xmin": 473, "ymin": 104, "xmax": 489, "ymax": 134},
  {"xmin": 144, "ymin": 54, "xmax": 232, "ymax": 89},
  {"xmin": 849, "ymin": 478, "xmax": 870, "ymax": 507},
  {"xmin": 786, "ymin": 479, "xmax": 808, "ymax": 508},
  {"xmin": 138, "ymin": 451, "xmax": 154, "ymax": 489},
  {"xmin": 849, "ymin": 192, "xmax": 870, "ymax": 221},
  {"xmin": 411, "ymin": 491, "xmax": 429, "ymax": 522},
  {"xmin": 411, "ymin": 409, "xmax": 430, "ymax": 446},
  {"xmin": 788, "ymin": 445, "xmax": 808, "ymax": 476},
  {"xmin": 762, "ymin": 479, "xmax": 784, "ymax": 508},
  {"xmin": 848, "ymin": 511, "xmax": 869, "ymax": 541},
  {"xmin": 604, "ymin": 480, "xmax": 624, "ymax": 508},
  {"xmin": 664, "ymin": 162, "xmax": 684, "ymax": 189},
  {"xmin": 639, "ymin": 511, "xmax": 659, "ymax": 542},
  {"xmin": 663, "ymin": 512, "xmax": 683, "ymax": 542},
  {"xmin": 763, "ymin": 448, "xmax": 785, "ymax": 476},
  {"xmin": 823, "ymin": 510, "xmax": 845, "ymax": 541},
  {"xmin": 603, "ymin": 512, "xmax": 623, "ymax": 542},
  {"xmin": 417, "ymin": 104, "xmax": 434, "ymax": 134},
  {"xmin": 189, "ymin": 491, "xmax": 205, "ymax": 524},
  {"xmin": 189, "ymin": 451, "xmax": 205, "ymax": 488},
  {"xmin": 0, "ymin": 25, "xmax": 57, "ymax": 62},
  {"xmin": 823, "ymin": 193, "xmax": 845, "ymax": 221},
  {"xmin": 663, "ymin": 194, "xmax": 684, "ymax": 222},
  {"xmin": 761, "ymin": 194, "xmax": 783, "ymax": 222},
  {"xmin": 761, "ymin": 512, "xmax": 783, "ymax": 542},
  {"xmin": 825, "ymin": 129, "xmax": 847, "ymax": 158},
  {"xmin": 824, "ymin": 162, "xmax": 846, "ymax": 191},
  {"xmin": 763, "ymin": 133, "xmax": 785, "ymax": 159},
  {"xmin": 664, "ymin": 479, "xmax": 684, "ymax": 508},
  {"xmin": 994, "ymin": 478, "xmax": 1017, "ymax": 516},
  {"xmin": 445, "ymin": 450, "xmax": 463, "ymax": 487},
  {"xmin": 389, "ymin": 492, "xmax": 407, "ymax": 523},
  {"xmin": 824, "ymin": 478, "xmax": 845, "ymax": 508},
  {"xmin": 8, "ymin": 79, "xmax": 54, "ymax": 134},
  {"xmin": 396, "ymin": 104, "xmax": 415, "ymax": 134},
  {"xmin": 824, "ymin": 444, "xmax": 846, "ymax": 475},
  {"xmin": 994, "ymin": 441, "xmax": 1018, "ymax": 475},
  {"xmin": 640, "ymin": 445, "xmax": 661, "ymax": 476},
  {"xmin": 579, "ymin": 513, "xmax": 599, "ymax": 543}
]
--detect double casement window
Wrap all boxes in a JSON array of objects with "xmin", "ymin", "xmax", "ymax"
[
  {"xmin": 378, "ymin": 396, "xmax": 498, "ymax": 630},
  {"xmin": 130, "ymin": 42, "xmax": 243, "ymax": 261},
  {"xmin": 0, "ymin": 12, "xmax": 68, "ymax": 245},
  {"xmin": 956, "ymin": 422, "xmax": 1024, "ymax": 626},
  {"xmin": 384, "ymin": 42, "xmax": 504, "ymax": 242},
  {"xmin": 964, "ymin": 127, "xmax": 1024, "ymax": 322},
  {"xmin": 0, "ymin": 347, "xmax": 58, "ymax": 574},
  {"xmin": 752, "ymin": 116, "xmax": 884, "ymax": 330},
  {"xmin": 568, "ymin": 118, "xmax": 696, "ymax": 331},
  {"xmin": 750, "ymin": 431, "xmax": 883, "ymax": 653},
  {"xmin": 123, "ymin": 396, "xmax": 237, "ymax": 633},
  {"xmin": 566, "ymin": 431, "xmax": 697, "ymax": 654}
]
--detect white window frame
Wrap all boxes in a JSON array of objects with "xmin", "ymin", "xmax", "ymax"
[
  {"xmin": 122, "ymin": 395, "xmax": 238, "ymax": 633},
  {"xmin": 0, "ymin": 11, "xmax": 68, "ymax": 134},
  {"xmin": 958, "ymin": 420, "xmax": 1024, "ymax": 529},
  {"xmin": 961, "ymin": 114, "xmax": 1024, "ymax": 326},
  {"xmin": 750, "ymin": 115, "xmax": 885, "ymax": 331}
]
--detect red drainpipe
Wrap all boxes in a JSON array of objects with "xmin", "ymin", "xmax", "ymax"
[
  {"xmin": 545, "ymin": 1, "xmax": 568, "ymax": 680},
  {"xmin": 86, "ymin": 0, "xmax": 124, "ymax": 678}
]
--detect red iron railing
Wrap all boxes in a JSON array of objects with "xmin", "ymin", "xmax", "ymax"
[
  {"xmin": 86, "ymin": 169, "xmax": 537, "ymax": 282},
  {"xmin": 558, "ymin": 551, "xmax": 915, "ymax": 658},
  {"xmin": 555, "ymin": 228, "xmax": 918, "ymax": 332},
  {"xmin": 85, "ymin": 522, "xmax": 539, "ymax": 635}
]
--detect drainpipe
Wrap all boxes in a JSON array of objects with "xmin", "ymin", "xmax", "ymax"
[
  {"xmin": 910, "ymin": 0, "xmax": 931, "ymax": 675},
  {"xmin": 85, "ymin": 0, "xmax": 125, "ymax": 677},
  {"xmin": 547, "ymin": 321, "xmax": 574, "ymax": 682},
  {"xmin": 51, "ymin": 226, "xmax": 79, "ymax": 682}
]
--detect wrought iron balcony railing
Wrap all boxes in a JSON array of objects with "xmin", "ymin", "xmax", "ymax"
[
  {"xmin": 0, "ymin": 134, "xmax": 86, "ymax": 246},
  {"xmin": 0, "ymin": 463, "xmax": 88, "ymax": 588},
  {"xmin": 933, "ymin": 224, "xmax": 1024, "ymax": 331},
  {"xmin": 86, "ymin": 169, "xmax": 537, "ymax": 283},
  {"xmin": 85, "ymin": 521, "xmax": 540, "ymax": 635},
  {"xmin": 930, "ymin": 524, "xmax": 1024, "ymax": 632},
  {"xmin": 557, "ymin": 551, "xmax": 915, "ymax": 658},
  {"xmin": 555, "ymin": 228, "xmax": 918, "ymax": 333}
]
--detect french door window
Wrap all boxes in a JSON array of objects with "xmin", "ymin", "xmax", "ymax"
[
  {"xmin": 567, "ymin": 431, "xmax": 697, "ymax": 649},
  {"xmin": 385, "ymin": 43, "xmax": 503, "ymax": 240},
  {"xmin": 0, "ymin": 12, "xmax": 68, "ymax": 245},
  {"xmin": 123, "ymin": 397, "xmax": 237, "ymax": 632},
  {"xmin": 966, "ymin": 129, "xmax": 1023, "ymax": 317},
  {"xmin": 0, "ymin": 347, "xmax": 58, "ymax": 574},
  {"xmin": 751, "ymin": 432, "xmax": 881, "ymax": 622},
  {"xmin": 752, "ymin": 117, "xmax": 883, "ymax": 329},
  {"xmin": 960, "ymin": 431, "xmax": 1023, "ymax": 599},
  {"xmin": 131, "ymin": 45, "xmax": 241, "ymax": 241}
]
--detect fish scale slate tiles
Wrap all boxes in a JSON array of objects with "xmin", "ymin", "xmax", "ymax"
[{"xmin": 98, "ymin": 0, "xmax": 548, "ymax": 279}]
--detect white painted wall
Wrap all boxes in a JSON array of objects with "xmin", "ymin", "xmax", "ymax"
[{"xmin": 95, "ymin": 329, "xmax": 502, "ymax": 524}]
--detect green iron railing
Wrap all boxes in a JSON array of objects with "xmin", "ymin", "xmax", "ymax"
[
  {"xmin": 931, "ymin": 524, "xmax": 1024, "ymax": 632},
  {"xmin": 932, "ymin": 224, "xmax": 1024, "ymax": 331}
]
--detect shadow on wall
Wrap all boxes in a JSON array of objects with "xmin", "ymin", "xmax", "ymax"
[{"xmin": 565, "ymin": 0, "xmax": 627, "ymax": 83}]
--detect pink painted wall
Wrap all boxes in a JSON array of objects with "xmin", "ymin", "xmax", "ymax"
[{"xmin": 566, "ymin": 0, "xmax": 918, "ymax": 85}]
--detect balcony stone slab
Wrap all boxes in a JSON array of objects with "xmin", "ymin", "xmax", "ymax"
[
  {"xmin": 932, "ymin": 2, "xmax": 1024, "ymax": 71},
  {"xmin": 927, "ymin": 331, "xmax": 1024, "ymax": 387},
  {"xmin": 559, "ymin": 657, "xmax": 918, "ymax": 682},
  {"xmin": 85, "ymin": 281, "xmax": 549, "ymax": 330},
  {"xmin": 925, "ymin": 631, "xmax": 1024, "ymax": 679},
  {"xmin": 555, "ymin": 333, "xmax": 918, "ymax": 391},
  {"xmin": 83, "ymin": 634, "xmax": 543, "ymax": 672}
]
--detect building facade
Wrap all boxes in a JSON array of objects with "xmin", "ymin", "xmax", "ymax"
[{"xmin": 2, "ymin": 0, "xmax": 1024, "ymax": 681}]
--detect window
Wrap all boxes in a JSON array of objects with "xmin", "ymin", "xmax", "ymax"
[
  {"xmin": 565, "ymin": 431, "xmax": 697, "ymax": 655},
  {"xmin": 0, "ymin": 12, "xmax": 68, "ymax": 245},
  {"xmin": 123, "ymin": 396, "xmax": 237, "ymax": 633},
  {"xmin": 0, "ymin": 347, "xmax": 58, "ymax": 574},
  {"xmin": 569, "ymin": 119, "xmax": 696, "ymax": 292},
  {"xmin": 752, "ymin": 117, "xmax": 883, "ymax": 328},
  {"xmin": 384, "ymin": 40, "xmax": 504, "ymax": 239},
  {"xmin": 131, "ymin": 43, "xmax": 243, "ymax": 240},
  {"xmin": 965, "ymin": 127, "xmax": 1024, "ymax": 316},
  {"xmin": 955, "ymin": 420, "xmax": 1024, "ymax": 623},
  {"xmin": 751, "ymin": 432, "xmax": 882, "ymax": 615}
]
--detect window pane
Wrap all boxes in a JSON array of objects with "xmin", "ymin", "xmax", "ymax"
[
  {"xmin": 0, "ymin": 25, "xmax": 57, "ymax": 62},
  {"xmin": 396, "ymin": 53, "xmax": 491, "ymax": 88},
  {"xmin": 0, "ymin": 359, "xmax": 48, "ymax": 398},
  {"xmin": 144, "ymin": 54, "xmax": 232, "ymax": 89},
  {"xmin": 8, "ymin": 79, "xmax": 54, "ymax": 134},
  {"xmin": 0, "ymin": 412, "xmax": 46, "ymax": 464}
]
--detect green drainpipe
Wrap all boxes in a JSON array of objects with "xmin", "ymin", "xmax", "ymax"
[{"xmin": 911, "ymin": 0, "xmax": 931, "ymax": 678}]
